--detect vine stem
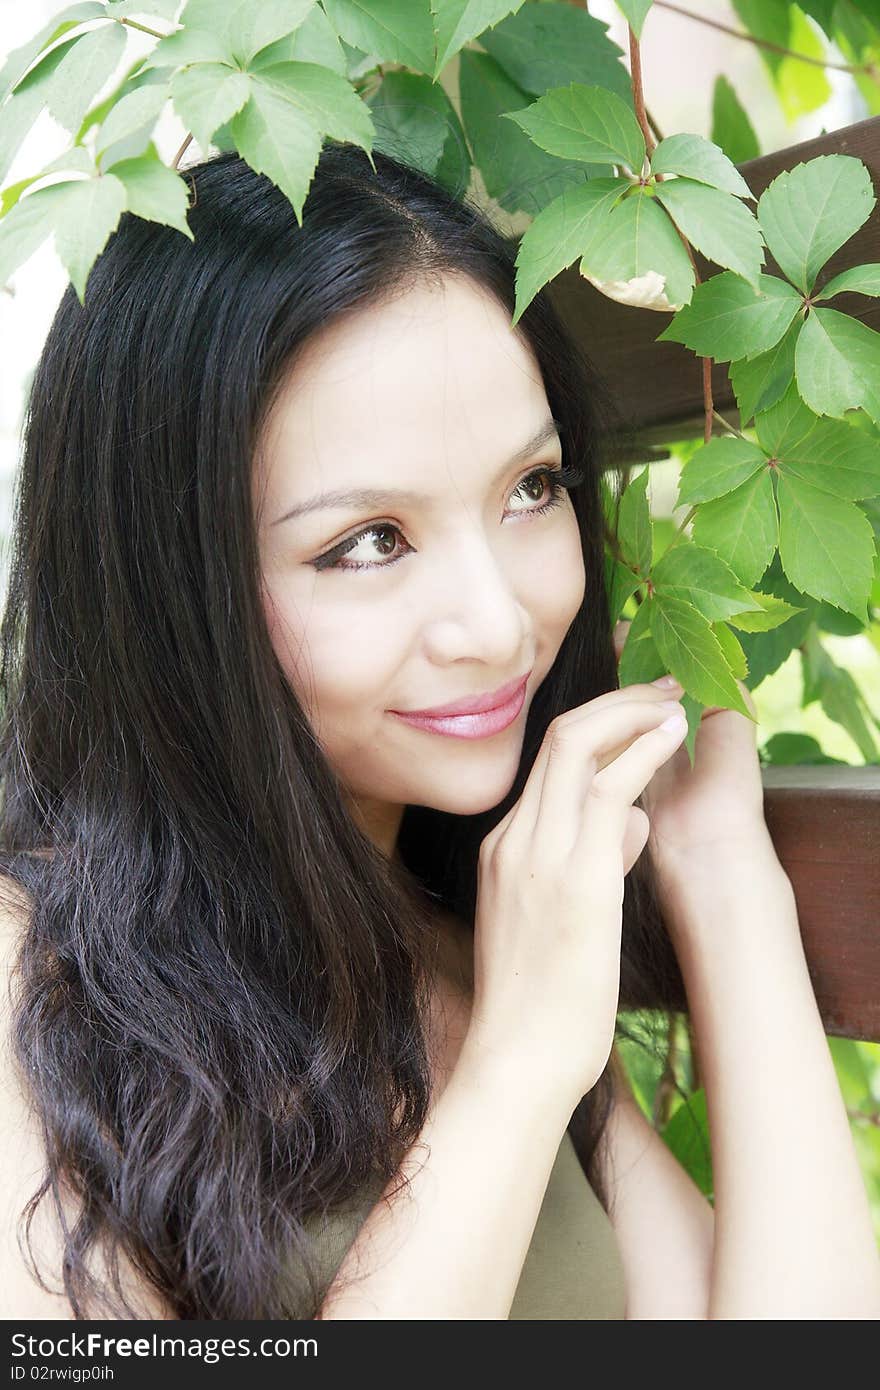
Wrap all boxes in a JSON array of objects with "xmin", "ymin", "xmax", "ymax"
[
  {"xmin": 653, "ymin": 0, "xmax": 880, "ymax": 80},
  {"xmin": 627, "ymin": 25, "xmax": 714, "ymax": 443},
  {"xmin": 116, "ymin": 17, "xmax": 168, "ymax": 41},
  {"xmin": 172, "ymin": 133, "xmax": 193, "ymax": 169},
  {"xmin": 628, "ymin": 26, "xmax": 655, "ymax": 157},
  {"xmin": 713, "ymin": 407, "xmax": 748, "ymax": 440}
]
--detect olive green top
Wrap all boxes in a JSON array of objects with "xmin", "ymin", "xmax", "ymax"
[{"xmin": 305, "ymin": 1129, "xmax": 627, "ymax": 1319}]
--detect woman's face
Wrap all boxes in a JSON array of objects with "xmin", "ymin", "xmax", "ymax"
[{"xmin": 254, "ymin": 274, "xmax": 586, "ymax": 855}]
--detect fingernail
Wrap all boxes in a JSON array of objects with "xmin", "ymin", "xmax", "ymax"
[
  {"xmin": 659, "ymin": 713, "xmax": 688, "ymax": 735},
  {"xmin": 652, "ymin": 674, "xmax": 682, "ymax": 689}
]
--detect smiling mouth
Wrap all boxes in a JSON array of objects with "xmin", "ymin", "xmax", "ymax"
[{"xmin": 387, "ymin": 676, "xmax": 529, "ymax": 740}]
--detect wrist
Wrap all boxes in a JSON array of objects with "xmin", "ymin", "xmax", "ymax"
[
  {"xmin": 457, "ymin": 1022, "xmax": 587, "ymax": 1124},
  {"xmin": 654, "ymin": 829, "xmax": 797, "ymax": 948}
]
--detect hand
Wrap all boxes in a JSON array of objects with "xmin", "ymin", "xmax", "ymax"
[
  {"xmin": 468, "ymin": 684, "xmax": 689, "ymax": 1109},
  {"xmin": 613, "ymin": 619, "xmax": 771, "ymax": 878}
]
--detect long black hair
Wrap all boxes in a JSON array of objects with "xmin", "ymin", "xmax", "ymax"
[{"xmin": 0, "ymin": 142, "xmax": 683, "ymax": 1319}]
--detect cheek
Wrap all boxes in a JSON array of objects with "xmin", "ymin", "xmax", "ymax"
[
  {"xmin": 519, "ymin": 513, "xmax": 586, "ymax": 633},
  {"xmin": 261, "ymin": 575, "xmax": 405, "ymax": 718}
]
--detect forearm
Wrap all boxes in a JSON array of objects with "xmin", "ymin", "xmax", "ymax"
[
  {"xmin": 667, "ymin": 834, "xmax": 880, "ymax": 1319},
  {"xmin": 318, "ymin": 1039, "xmax": 573, "ymax": 1319}
]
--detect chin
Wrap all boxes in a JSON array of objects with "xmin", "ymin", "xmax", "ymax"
[{"xmin": 407, "ymin": 757, "xmax": 522, "ymax": 818}]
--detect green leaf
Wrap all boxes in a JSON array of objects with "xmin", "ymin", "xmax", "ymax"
[
  {"xmin": 653, "ymin": 177, "xmax": 764, "ymax": 289},
  {"xmin": 776, "ymin": 472, "xmax": 874, "ymax": 622},
  {"xmin": 94, "ymin": 81, "xmax": 170, "ymax": 166},
  {"xmin": 0, "ymin": 2, "xmax": 105, "ymax": 101},
  {"xmin": 366, "ymin": 70, "xmax": 469, "ymax": 192},
  {"xmin": 142, "ymin": 27, "xmax": 231, "ymax": 70},
  {"xmin": 731, "ymin": 0, "xmax": 789, "ymax": 77},
  {"xmin": 179, "ymin": 0, "xmax": 319, "ymax": 66},
  {"xmin": 248, "ymin": 3, "xmax": 348, "ymax": 75},
  {"xmin": 710, "ymin": 75, "xmax": 759, "ymax": 166},
  {"xmin": 37, "ymin": 172, "xmax": 127, "ymax": 302},
  {"xmin": 658, "ymin": 271, "xmax": 802, "ymax": 362},
  {"xmin": 430, "ymin": 0, "xmax": 526, "ymax": 78},
  {"xmin": 578, "ymin": 188, "xmax": 695, "ymax": 312},
  {"xmin": 171, "ymin": 64, "xmax": 251, "ymax": 152},
  {"xmin": 661, "ymin": 1089, "xmax": 712, "ymax": 1198},
  {"xmin": 615, "ymin": 0, "xmax": 653, "ymax": 39},
  {"xmin": 503, "ymin": 83, "xmax": 645, "ymax": 173},
  {"xmin": 478, "ymin": 2, "xmax": 631, "ymax": 104},
  {"xmin": 252, "ymin": 61, "xmax": 373, "ymax": 149},
  {"xmin": 677, "ymin": 435, "xmax": 766, "ymax": 506},
  {"xmin": 459, "ymin": 51, "xmax": 605, "ymax": 218},
  {"xmin": 761, "ymin": 732, "xmax": 845, "ymax": 765},
  {"xmin": 796, "ymin": 1, "xmax": 837, "ymax": 38},
  {"xmin": 756, "ymin": 384, "xmax": 880, "ymax": 499},
  {"xmin": 815, "ymin": 263, "xmax": 880, "ymax": 301},
  {"xmin": 616, "ymin": 596, "xmax": 664, "ymax": 687},
  {"xmin": 775, "ymin": 9, "xmax": 832, "ymax": 121},
  {"xmin": 651, "ymin": 594, "xmax": 753, "ymax": 715},
  {"xmin": 802, "ymin": 627, "xmax": 880, "ymax": 761},
  {"xmin": 0, "ymin": 187, "xmax": 56, "ymax": 288},
  {"xmin": 712, "ymin": 620, "xmax": 748, "ymax": 679},
  {"xmin": 229, "ymin": 83, "xmax": 323, "ymax": 223},
  {"xmin": 729, "ymin": 318, "xmax": 799, "ymax": 423},
  {"xmin": 691, "ymin": 468, "xmax": 778, "ymax": 587},
  {"xmin": 321, "ymin": 0, "xmax": 436, "ymax": 76},
  {"xmin": 511, "ymin": 177, "xmax": 625, "ymax": 323},
  {"xmin": 107, "ymin": 0, "xmax": 181, "ymax": 16},
  {"xmin": 754, "ymin": 380, "xmax": 818, "ymax": 457},
  {"xmin": 46, "ymin": 22, "xmax": 128, "ymax": 134},
  {"xmin": 604, "ymin": 553, "xmax": 643, "ymax": 626},
  {"xmin": 617, "ymin": 467, "xmax": 652, "ymax": 576},
  {"xmin": 757, "ymin": 155, "xmax": 876, "ymax": 294},
  {"xmin": 828, "ymin": 1036, "xmax": 874, "ymax": 1108},
  {"xmin": 651, "ymin": 132, "xmax": 752, "ymax": 199},
  {"xmin": 795, "ymin": 307, "xmax": 880, "ymax": 425},
  {"xmin": 727, "ymin": 589, "xmax": 805, "ymax": 633},
  {"xmin": 0, "ymin": 34, "xmax": 85, "ymax": 183},
  {"xmin": 651, "ymin": 540, "xmax": 763, "ymax": 622},
  {"xmin": 111, "ymin": 151, "xmax": 194, "ymax": 240}
]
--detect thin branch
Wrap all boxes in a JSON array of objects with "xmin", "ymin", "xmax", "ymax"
[
  {"xmin": 628, "ymin": 27, "xmax": 655, "ymax": 158},
  {"xmin": 116, "ymin": 17, "xmax": 169, "ymax": 41},
  {"xmin": 712, "ymin": 407, "xmax": 748, "ymax": 440},
  {"xmin": 172, "ymin": 133, "xmax": 193, "ymax": 169},
  {"xmin": 653, "ymin": 0, "xmax": 880, "ymax": 80},
  {"xmin": 628, "ymin": 22, "xmax": 713, "ymax": 441},
  {"xmin": 701, "ymin": 357, "xmax": 714, "ymax": 445},
  {"xmin": 646, "ymin": 106, "xmax": 665, "ymax": 144}
]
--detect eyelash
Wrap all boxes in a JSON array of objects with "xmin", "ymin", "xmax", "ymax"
[{"xmin": 310, "ymin": 464, "xmax": 586, "ymax": 574}]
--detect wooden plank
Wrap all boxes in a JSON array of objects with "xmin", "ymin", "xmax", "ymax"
[
  {"xmin": 644, "ymin": 767, "xmax": 880, "ymax": 1041},
  {"xmin": 760, "ymin": 766, "xmax": 880, "ymax": 1043},
  {"xmin": 544, "ymin": 115, "xmax": 880, "ymax": 441}
]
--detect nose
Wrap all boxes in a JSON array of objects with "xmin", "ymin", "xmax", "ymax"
[{"xmin": 420, "ymin": 526, "xmax": 530, "ymax": 667}]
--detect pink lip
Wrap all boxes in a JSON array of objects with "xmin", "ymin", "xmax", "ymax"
[
  {"xmin": 388, "ymin": 674, "xmax": 530, "ymax": 740},
  {"xmin": 391, "ymin": 671, "xmax": 531, "ymax": 719}
]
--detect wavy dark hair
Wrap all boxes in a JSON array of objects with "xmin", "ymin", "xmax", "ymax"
[{"xmin": 0, "ymin": 142, "xmax": 685, "ymax": 1320}]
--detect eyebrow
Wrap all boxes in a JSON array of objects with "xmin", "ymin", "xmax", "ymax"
[{"xmin": 271, "ymin": 417, "xmax": 562, "ymax": 527}]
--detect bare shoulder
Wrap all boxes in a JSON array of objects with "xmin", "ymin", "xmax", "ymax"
[{"xmin": 0, "ymin": 873, "xmax": 176, "ymax": 1320}]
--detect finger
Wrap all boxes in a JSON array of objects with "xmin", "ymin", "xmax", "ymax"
[
  {"xmin": 574, "ymin": 715, "xmax": 688, "ymax": 860},
  {"xmin": 613, "ymin": 620, "xmax": 631, "ymax": 665},
  {"xmin": 522, "ymin": 696, "xmax": 686, "ymax": 850},
  {"xmin": 488, "ymin": 683, "xmax": 682, "ymax": 852}
]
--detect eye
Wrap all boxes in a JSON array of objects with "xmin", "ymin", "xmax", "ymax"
[{"xmin": 310, "ymin": 462, "xmax": 585, "ymax": 574}]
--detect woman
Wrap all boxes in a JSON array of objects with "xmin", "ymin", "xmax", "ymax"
[{"xmin": 0, "ymin": 144, "xmax": 877, "ymax": 1321}]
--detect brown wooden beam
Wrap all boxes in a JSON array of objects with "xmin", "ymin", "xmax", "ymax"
[
  {"xmin": 545, "ymin": 115, "xmax": 880, "ymax": 443},
  {"xmin": 648, "ymin": 766, "xmax": 880, "ymax": 1041},
  {"xmin": 760, "ymin": 765, "xmax": 880, "ymax": 1043}
]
